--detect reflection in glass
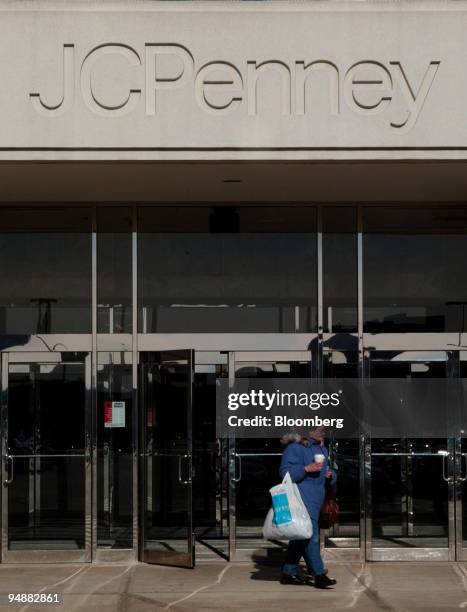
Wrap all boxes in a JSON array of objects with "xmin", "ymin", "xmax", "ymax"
[
  {"xmin": 7, "ymin": 360, "xmax": 86, "ymax": 550},
  {"xmin": 323, "ymin": 208, "xmax": 357, "ymax": 333},
  {"xmin": 97, "ymin": 353, "xmax": 133, "ymax": 548},
  {"xmin": 0, "ymin": 208, "xmax": 92, "ymax": 334},
  {"xmin": 138, "ymin": 207, "xmax": 317, "ymax": 333},
  {"xmin": 364, "ymin": 207, "xmax": 467, "ymax": 333},
  {"xmin": 97, "ymin": 208, "xmax": 132, "ymax": 333}
]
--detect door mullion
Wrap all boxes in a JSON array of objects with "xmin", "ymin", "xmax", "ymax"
[
  {"xmin": 32, "ymin": 365, "xmax": 39, "ymax": 536},
  {"xmin": 188, "ymin": 349, "xmax": 194, "ymax": 567}
]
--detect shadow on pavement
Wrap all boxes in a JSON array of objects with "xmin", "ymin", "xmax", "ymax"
[{"xmin": 249, "ymin": 549, "xmax": 287, "ymax": 582}]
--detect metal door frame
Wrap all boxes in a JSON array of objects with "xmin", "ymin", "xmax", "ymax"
[
  {"xmin": 138, "ymin": 349, "xmax": 195, "ymax": 568},
  {"xmin": 364, "ymin": 349, "xmax": 455, "ymax": 562},
  {"xmin": 455, "ymin": 435, "xmax": 467, "ymax": 561},
  {"xmin": 1, "ymin": 351, "xmax": 92, "ymax": 563}
]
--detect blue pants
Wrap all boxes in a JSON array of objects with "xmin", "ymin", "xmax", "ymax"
[{"xmin": 282, "ymin": 517, "xmax": 324, "ymax": 577}]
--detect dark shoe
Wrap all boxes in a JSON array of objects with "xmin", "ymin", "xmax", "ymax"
[
  {"xmin": 301, "ymin": 573, "xmax": 315, "ymax": 586},
  {"xmin": 304, "ymin": 567, "xmax": 328, "ymax": 578},
  {"xmin": 280, "ymin": 574, "xmax": 308, "ymax": 586},
  {"xmin": 314, "ymin": 574, "xmax": 337, "ymax": 589}
]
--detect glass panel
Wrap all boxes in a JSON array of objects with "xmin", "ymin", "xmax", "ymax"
[
  {"xmin": 97, "ymin": 352, "xmax": 133, "ymax": 548},
  {"xmin": 462, "ymin": 437, "xmax": 467, "ymax": 551},
  {"xmin": 7, "ymin": 359, "xmax": 86, "ymax": 551},
  {"xmin": 138, "ymin": 207, "xmax": 317, "ymax": 333},
  {"xmin": 323, "ymin": 350, "xmax": 360, "ymax": 549},
  {"xmin": 458, "ymin": 353, "xmax": 467, "ymax": 551},
  {"xmin": 234, "ymin": 358, "xmax": 311, "ymax": 551},
  {"xmin": 364, "ymin": 207, "xmax": 467, "ymax": 333},
  {"xmin": 369, "ymin": 353, "xmax": 449, "ymax": 549},
  {"xmin": 141, "ymin": 350, "xmax": 193, "ymax": 566},
  {"xmin": 97, "ymin": 208, "xmax": 132, "ymax": 333},
  {"xmin": 0, "ymin": 208, "xmax": 92, "ymax": 334},
  {"xmin": 193, "ymin": 353, "xmax": 228, "ymax": 555},
  {"xmin": 323, "ymin": 207, "xmax": 358, "ymax": 333}
]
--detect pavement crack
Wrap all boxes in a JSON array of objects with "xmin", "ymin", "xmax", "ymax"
[
  {"xmin": 18, "ymin": 565, "xmax": 90, "ymax": 612},
  {"xmin": 163, "ymin": 563, "xmax": 232, "ymax": 611},
  {"xmin": 68, "ymin": 564, "xmax": 134, "ymax": 611},
  {"xmin": 344, "ymin": 563, "xmax": 408, "ymax": 612},
  {"xmin": 341, "ymin": 562, "xmax": 368, "ymax": 609},
  {"xmin": 116, "ymin": 564, "xmax": 137, "ymax": 612}
]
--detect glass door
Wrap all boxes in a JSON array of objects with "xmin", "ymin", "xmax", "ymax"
[
  {"xmin": 366, "ymin": 351, "xmax": 454, "ymax": 561},
  {"xmin": 455, "ymin": 352, "xmax": 467, "ymax": 560},
  {"xmin": 1, "ymin": 351, "xmax": 91, "ymax": 563},
  {"xmin": 455, "ymin": 434, "xmax": 467, "ymax": 560},
  {"xmin": 192, "ymin": 352, "xmax": 229, "ymax": 561},
  {"xmin": 322, "ymin": 349, "xmax": 362, "ymax": 560},
  {"xmin": 229, "ymin": 350, "xmax": 312, "ymax": 561},
  {"xmin": 139, "ymin": 350, "xmax": 194, "ymax": 567}
]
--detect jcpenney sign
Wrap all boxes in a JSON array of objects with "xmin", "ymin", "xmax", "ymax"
[{"xmin": 29, "ymin": 44, "xmax": 440, "ymax": 133}]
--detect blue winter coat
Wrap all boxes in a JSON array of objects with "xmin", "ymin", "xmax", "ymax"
[{"xmin": 279, "ymin": 438, "xmax": 337, "ymax": 519}]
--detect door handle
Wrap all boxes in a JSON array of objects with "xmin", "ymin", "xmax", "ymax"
[
  {"xmin": 458, "ymin": 453, "xmax": 467, "ymax": 483},
  {"xmin": 441, "ymin": 452, "xmax": 453, "ymax": 483},
  {"xmin": 178, "ymin": 454, "xmax": 192, "ymax": 485},
  {"xmin": 4, "ymin": 455, "xmax": 13, "ymax": 486},
  {"xmin": 232, "ymin": 453, "xmax": 242, "ymax": 483}
]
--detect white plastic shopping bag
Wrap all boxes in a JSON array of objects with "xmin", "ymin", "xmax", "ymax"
[{"xmin": 262, "ymin": 472, "xmax": 312, "ymax": 540}]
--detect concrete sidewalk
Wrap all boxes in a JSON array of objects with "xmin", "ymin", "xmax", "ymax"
[{"xmin": 0, "ymin": 560, "xmax": 465, "ymax": 612}]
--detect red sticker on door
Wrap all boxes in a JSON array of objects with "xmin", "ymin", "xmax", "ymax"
[{"xmin": 104, "ymin": 400, "xmax": 113, "ymax": 427}]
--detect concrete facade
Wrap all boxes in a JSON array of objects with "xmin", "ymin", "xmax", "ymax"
[{"xmin": 0, "ymin": 1, "xmax": 466, "ymax": 160}]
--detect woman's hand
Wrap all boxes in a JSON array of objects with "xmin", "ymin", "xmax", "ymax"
[
  {"xmin": 305, "ymin": 462, "xmax": 322, "ymax": 473},
  {"xmin": 325, "ymin": 470, "xmax": 334, "ymax": 478}
]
